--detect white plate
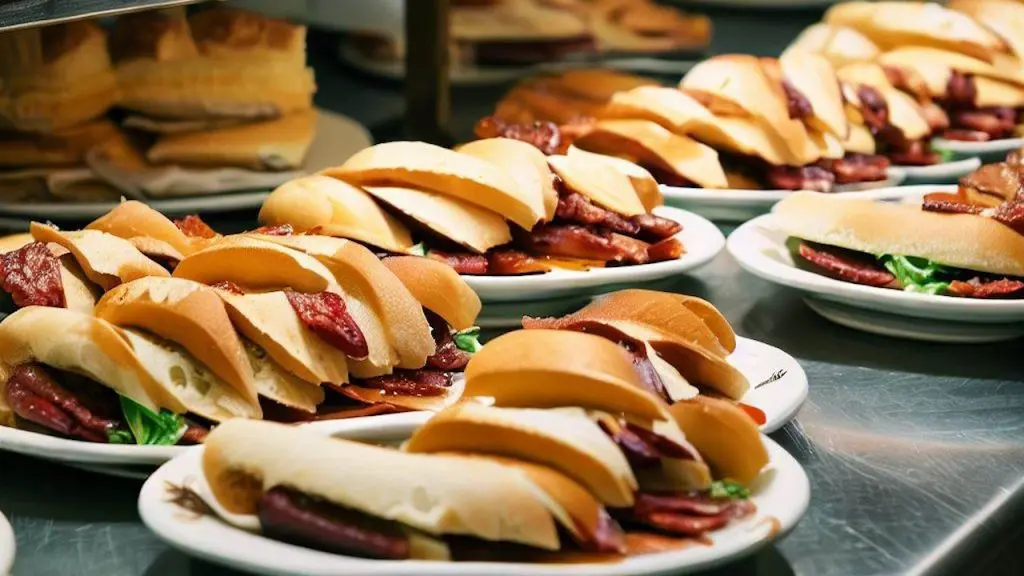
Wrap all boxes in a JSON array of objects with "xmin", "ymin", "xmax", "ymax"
[
  {"xmin": 660, "ymin": 175, "xmax": 915, "ymax": 223},
  {"xmin": 891, "ymin": 157, "xmax": 981, "ymax": 184},
  {"xmin": 339, "ymin": 43, "xmax": 698, "ymax": 86},
  {"xmin": 140, "ymin": 414, "xmax": 810, "ymax": 576},
  {"xmin": 0, "ymin": 111, "xmax": 372, "ymax": 220},
  {"xmin": 728, "ymin": 214, "xmax": 1024, "ymax": 342},
  {"xmin": 731, "ymin": 337, "xmax": 807, "ymax": 434},
  {"xmin": 0, "ymin": 511, "xmax": 12, "ymax": 576},
  {"xmin": 932, "ymin": 136, "xmax": 1023, "ymax": 163},
  {"xmin": 464, "ymin": 207, "xmax": 724, "ymax": 302}
]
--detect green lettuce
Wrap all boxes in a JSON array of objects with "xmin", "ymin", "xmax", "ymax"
[
  {"xmin": 453, "ymin": 327, "xmax": 483, "ymax": 354},
  {"xmin": 710, "ymin": 479, "xmax": 751, "ymax": 500},
  {"xmin": 408, "ymin": 243, "xmax": 427, "ymax": 257},
  {"xmin": 120, "ymin": 396, "xmax": 187, "ymax": 445},
  {"xmin": 935, "ymin": 148, "xmax": 956, "ymax": 164},
  {"xmin": 879, "ymin": 255, "xmax": 952, "ymax": 295}
]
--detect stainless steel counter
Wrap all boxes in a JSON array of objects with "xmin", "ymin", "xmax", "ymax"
[{"xmin": 3, "ymin": 8, "xmax": 1024, "ymax": 576}]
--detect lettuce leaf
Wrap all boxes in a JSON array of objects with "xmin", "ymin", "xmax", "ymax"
[
  {"xmin": 408, "ymin": 243, "xmax": 427, "ymax": 257},
  {"xmin": 936, "ymin": 148, "xmax": 956, "ymax": 164},
  {"xmin": 710, "ymin": 479, "xmax": 750, "ymax": 500},
  {"xmin": 453, "ymin": 327, "xmax": 483, "ymax": 353},
  {"xmin": 879, "ymin": 255, "xmax": 952, "ymax": 295},
  {"xmin": 106, "ymin": 428, "xmax": 134, "ymax": 444},
  {"xmin": 120, "ymin": 396, "xmax": 187, "ymax": 445}
]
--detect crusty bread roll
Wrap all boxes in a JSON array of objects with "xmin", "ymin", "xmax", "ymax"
[
  {"xmin": 259, "ymin": 175, "xmax": 413, "ymax": 253},
  {"xmin": 174, "ymin": 236, "xmax": 335, "ymax": 293},
  {"xmin": 547, "ymin": 154, "xmax": 645, "ymax": 216},
  {"xmin": 458, "ymin": 138, "xmax": 558, "ymax": 222},
  {"xmin": 30, "ymin": 222, "xmax": 170, "ymax": 291},
  {"xmin": 202, "ymin": 419, "xmax": 566, "ymax": 551},
  {"xmin": 0, "ymin": 307, "xmax": 183, "ymax": 414},
  {"xmin": 773, "ymin": 191, "xmax": 1024, "ymax": 276},
  {"xmin": 824, "ymin": 1, "xmax": 1007, "ymax": 63},
  {"xmin": 451, "ymin": 0, "xmax": 589, "ymax": 42},
  {"xmin": 878, "ymin": 47, "xmax": 1024, "ymax": 106},
  {"xmin": 57, "ymin": 254, "xmax": 102, "ymax": 314},
  {"xmin": 95, "ymin": 277, "xmax": 260, "ymax": 410},
  {"xmin": 249, "ymin": 235, "xmax": 436, "ymax": 370},
  {"xmin": 0, "ymin": 120, "xmax": 120, "ymax": 168},
  {"xmin": 364, "ymin": 185, "xmax": 512, "ymax": 254},
  {"xmin": 837, "ymin": 62, "xmax": 931, "ymax": 141},
  {"xmin": 382, "ymin": 256, "xmax": 482, "ymax": 331},
  {"xmin": 465, "ymin": 329, "xmax": 665, "ymax": 421},
  {"xmin": 87, "ymin": 200, "xmax": 196, "ymax": 258},
  {"xmin": 328, "ymin": 141, "xmax": 545, "ymax": 230},
  {"xmin": 600, "ymin": 85, "xmax": 714, "ymax": 134},
  {"xmin": 589, "ymin": 0, "xmax": 711, "ymax": 53},
  {"xmin": 574, "ymin": 119, "xmax": 728, "ymax": 189},
  {"xmin": 552, "ymin": 69, "xmax": 658, "ymax": 103},
  {"xmin": 682, "ymin": 55, "xmax": 818, "ymax": 164},
  {"xmin": 111, "ymin": 8, "xmax": 315, "ymax": 120},
  {"xmin": 0, "ymin": 21, "xmax": 119, "ymax": 132},
  {"xmin": 950, "ymin": 0, "xmax": 1024, "ymax": 62},
  {"xmin": 779, "ymin": 51, "xmax": 849, "ymax": 139},
  {"xmin": 213, "ymin": 288, "xmax": 349, "ymax": 387},
  {"xmin": 407, "ymin": 403, "xmax": 638, "ymax": 507},
  {"xmin": 146, "ymin": 110, "xmax": 316, "ymax": 171},
  {"xmin": 566, "ymin": 147, "xmax": 662, "ymax": 211},
  {"xmin": 784, "ymin": 23, "xmax": 880, "ymax": 69},
  {"xmin": 843, "ymin": 123, "xmax": 876, "ymax": 155},
  {"xmin": 669, "ymin": 396, "xmax": 769, "ymax": 485}
]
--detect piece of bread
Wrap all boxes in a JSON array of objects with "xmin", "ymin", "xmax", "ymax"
[
  {"xmin": 784, "ymin": 23, "xmax": 880, "ymax": 69},
  {"xmin": 86, "ymin": 200, "xmax": 196, "ymax": 258},
  {"xmin": 779, "ymin": 52, "xmax": 848, "ymax": 139},
  {"xmin": 950, "ymin": 0, "xmax": 1024, "ymax": 63},
  {"xmin": 407, "ymin": 403, "xmax": 638, "ymax": 507},
  {"xmin": 0, "ymin": 119, "xmax": 120, "ymax": 168},
  {"xmin": 202, "ymin": 419, "xmax": 566, "ymax": 551},
  {"xmin": 0, "ymin": 21, "xmax": 119, "ymax": 132},
  {"xmin": 0, "ymin": 307, "xmax": 183, "ymax": 414},
  {"xmin": 566, "ymin": 147, "xmax": 662, "ymax": 211},
  {"xmin": 464, "ymin": 329, "xmax": 666, "ymax": 421},
  {"xmin": 259, "ymin": 175, "xmax": 413, "ymax": 254},
  {"xmin": 364, "ymin": 185, "xmax": 512, "ymax": 254},
  {"xmin": 451, "ymin": 0, "xmax": 590, "ymax": 42},
  {"xmin": 773, "ymin": 191, "xmax": 1024, "ymax": 276},
  {"xmin": 0, "ymin": 234, "xmax": 33, "ymax": 253},
  {"xmin": 94, "ymin": 277, "xmax": 260, "ymax": 410},
  {"xmin": 547, "ymin": 153, "xmax": 645, "ymax": 216},
  {"xmin": 836, "ymin": 62, "xmax": 931, "ymax": 141},
  {"xmin": 668, "ymin": 396, "xmax": 769, "ymax": 485},
  {"xmin": 146, "ymin": 110, "xmax": 316, "ymax": 171},
  {"xmin": 251, "ymin": 235, "xmax": 437, "ymax": 370},
  {"xmin": 173, "ymin": 235, "xmax": 335, "ymax": 293},
  {"xmin": 878, "ymin": 47, "xmax": 1024, "ymax": 101},
  {"xmin": 111, "ymin": 8, "xmax": 315, "ymax": 120},
  {"xmin": 382, "ymin": 256, "xmax": 482, "ymax": 331},
  {"xmin": 589, "ymin": 0, "xmax": 712, "ymax": 53},
  {"xmin": 30, "ymin": 222, "xmax": 170, "ymax": 291},
  {"xmin": 824, "ymin": 1, "xmax": 1008, "ymax": 63},
  {"xmin": 328, "ymin": 141, "xmax": 545, "ymax": 230},
  {"xmin": 458, "ymin": 138, "xmax": 558, "ymax": 222},
  {"xmin": 574, "ymin": 120, "xmax": 728, "ymax": 189}
]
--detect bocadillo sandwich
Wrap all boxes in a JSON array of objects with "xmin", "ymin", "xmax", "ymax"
[
  {"xmin": 774, "ymin": 190, "xmax": 1024, "ymax": 298},
  {"xmin": 261, "ymin": 140, "xmax": 686, "ymax": 275}
]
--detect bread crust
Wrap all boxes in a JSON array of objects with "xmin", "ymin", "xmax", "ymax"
[
  {"xmin": 382, "ymin": 256, "xmax": 482, "ymax": 331},
  {"xmin": 87, "ymin": 200, "xmax": 195, "ymax": 257},
  {"xmin": 547, "ymin": 154, "xmax": 646, "ymax": 216},
  {"xmin": 458, "ymin": 138, "xmax": 558, "ymax": 222},
  {"xmin": 173, "ymin": 236, "xmax": 334, "ymax": 293},
  {"xmin": 30, "ymin": 223, "xmax": 170, "ymax": 291},
  {"xmin": 773, "ymin": 191, "xmax": 1024, "ymax": 276}
]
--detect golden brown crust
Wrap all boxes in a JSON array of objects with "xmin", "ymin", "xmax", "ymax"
[
  {"xmin": 173, "ymin": 236, "xmax": 335, "ymax": 293},
  {"xmin": 773, "ymin": 191, "xmax": 1024, "ymax": 276},
  {"xmin": 86, "ymin": 201, "xmax": 195, "ymax": 258},
  {"xmin": 458, "ymin": 138, "xmax": 559, "ymax": 222},
  {"xmin": 30, "ymin": 223, "xmax": 170, "ymax": 291},
  {"xmin": 669, "ymin": 396, "xmax": 769, "ymax": 485},
  {"xmin": 189, "ymin": 8, "xmax": 305, "ymax": 57},
  {"xmin": 382, "ymin": 256, "xmax": 482, "ymax": 330}
]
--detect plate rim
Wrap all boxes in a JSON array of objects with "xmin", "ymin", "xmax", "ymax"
[
  {"xmin": 660, "ymin": 182, "xmax": 932, "ymax": 205},
  {"xmin": 890, "ymin": 157, "xmax": 981, "ymax": 179},
  {"xmin": 462, "ymin": 206, "xmax": 725, "ymax": 301},
  {"xmin": 733, "ymin": 337, "xmax": 808, "ymax": 434},
  {"xmin": 726, "ymin": 212, "xmax": 1024, "ymax": 320},
  {"xmin": 0, "ymin": 510, "xmax": 13, "ymax": 576},
  {"xmin": 139, "ymin": 420, "xmax": 810, "ymax": 576},
  {"xmin": 931, "ymin": 136, "xmax": 1024, "ymax": 154}
]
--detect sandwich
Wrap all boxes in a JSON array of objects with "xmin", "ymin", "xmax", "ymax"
[
  {"xmin": 773, "ymin": 190, "xmax": 1024, "ymax": 298},
  {"xmin": 520, "ymin": 289, "xmax": 758, "ymax": 418},
  {"xmin": 200, "ymin": 418, "xmax": 617, "ymax": 560},
  {"xmin": 450, "ymin": 0, "xmax": 595, "ymax": 65},
  {"xmin": 784, "ymin": 23, "xmax": 881, "ymax": 69},
  {"xmin": 586, "ymin": 0, "xmax": 712, "ymax": 55},
  {"xmin": 263, "ymin": 140, "xmax": 686, "ymax": 275},
  {"xmin": 407, "ymin": 400, "xmax": 765, "ymax": 539},
  {"xmin": 0, "ymin": 297, "xmax": 260, "ymax": 445},
  {"xmin": 949, "ymin": 0, "xmax": 1024, "ymax": 65},
  {"xmin": 877, "ymin": 47, "xmax": 1024, "ymax": 143},
  {"xmin": 85, "ymin": 200, "xmax": 203, "ymax": 267},
  {"xmin": 835, "ymin": 62, "xmax": 941, "ymax": 166},
  {"xmin": 171, "ymin": 234, "xmax": 475, "ymax": 418}
]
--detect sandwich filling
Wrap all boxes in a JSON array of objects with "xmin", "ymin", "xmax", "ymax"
[
  {"xmin": 0, "ymin": 242, "xmax": 67, "ymax": 311},
  {"xmin": 940, "ymin": 73, "xmax": 1020, "ymax": 142},
  {"xmin": 854, "ymin": 85, "xmax": 939, "ymax": 166}
]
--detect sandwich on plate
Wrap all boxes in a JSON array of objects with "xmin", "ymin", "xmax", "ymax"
[
  {"xmin": 260, "ymin": 140, "xmax": 687, "ymax": 275},
  {"xmin": 191, "ymin": 325, "xmax": 769, "ymax": 561},
  {"xmin": 773, "ymin": 188, "xmax": 1024, "ymax": 298}
]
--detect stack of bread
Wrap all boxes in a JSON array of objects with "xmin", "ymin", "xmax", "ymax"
[
  {"xmin": 92, "ymin": 7, "xmax": 318, "ymax": 195},
  {"xmin": 347, "ymin": 0, "xmax": 711, "ymax": 70},
  {"xmin": 787, "ymin": 1, "xmax": 1024, "ymax": 144},
  {"xmin": 0, "ymin": 20, "xmax": 121, "ymax": 203},
  {"xmin": 0, "ymin": 201, "xmax": 483, "ymax": 444}
]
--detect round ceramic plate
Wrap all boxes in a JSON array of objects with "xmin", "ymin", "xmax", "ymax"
[
  {"xmin": 890, "ymin": 157, "xmax": 981, "ymax": 185},
  {"xmin": 660, "ymin": 174, "xmax": 913, "ymax": 223},
  {"xmin": 728, "ymin": 214, "xmax": 1024, "ymax": 342},
  {"xmin": 338, "ymin": 43, "xmax": 697, "ymax": 86},
  {"xmin": 139, "ymin": 415, "xmax": 810, "ymax": 576},
  {"xmin": 932, "ymin": 136, "xmax": 1023, "ymax": 163},
  {"xmin": 731, "ymin": 337, "xmax": 807, "ymax": 433},
  {"xmin": 463, "ymin": 207, "xmax": 725, "ymax": 303},
  {"xmin": 0, "ymin": 511, "xmax": 12, "ymax": 576},
  {"xmin": 0, "ymin": 111, "xmax": 372, "ymax": 220}
]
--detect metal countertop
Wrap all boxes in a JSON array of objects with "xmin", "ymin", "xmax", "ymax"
[{"xmin": 2, "ymin": 8, "xmax": 1023, "ymax": 576}]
